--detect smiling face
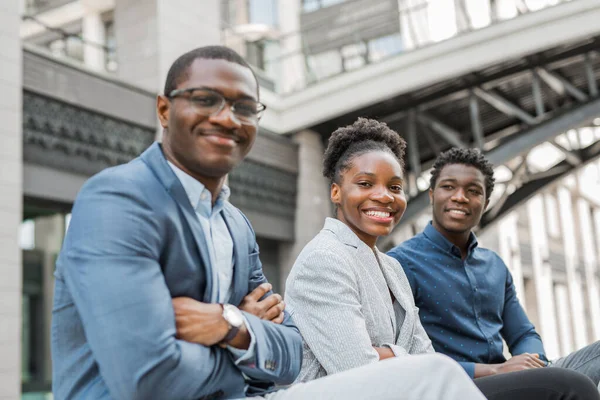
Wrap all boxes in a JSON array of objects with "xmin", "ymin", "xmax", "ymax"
[
  {"xmin": 429, "ymin": 163, "xmax": 490, "ymax": 243},
  {"xmin": 331, "ymin": 150, "xmax": 407, "ymax": 248},
  {"xmin": 157, "ymin": 58, "xmax": 258, "ymax": 183}
]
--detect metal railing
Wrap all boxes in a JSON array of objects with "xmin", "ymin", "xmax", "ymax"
[
  {"xmin": 21, "ymin": 14, "xmax": 117, "ymax": 74},
  {"xmin": 258, "ymin": 0, "xmax": 577, "ymax": 93}
]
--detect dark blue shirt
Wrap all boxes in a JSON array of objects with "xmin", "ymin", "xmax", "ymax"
[{"xmin": 387, "ymin": 222, "xmax": 546, "ymax": 377}]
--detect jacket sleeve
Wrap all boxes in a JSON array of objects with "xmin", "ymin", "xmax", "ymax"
[
  {"xmin": 59, "ymin": 173, "xmax": 245, "ymax": 400},
  {"xmin": 285, "ymin": 248, "xmax": 380, "ymax": 374},
  {"xmin": 233, "ymin": 235, "xmax": 303, "ymax": 384},
  {"xmin": 500, "ymin": 262, "xmax": 547, "ymax": 361}
]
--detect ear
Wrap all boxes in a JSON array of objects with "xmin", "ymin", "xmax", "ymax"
[
  {"xmin": 330, "ymin": 183, "xmax": 341, "ymax": 205},
  {"xmin": 157, "ymin": 95, "xmax": 170, "ymax": 129},
  {"xmin": 484, "ymin": 197, "xmax": 490, "ymax": 211},
  {"xmin": 428, "ymin": 188, "xmax": 434, "ymax": 204}
]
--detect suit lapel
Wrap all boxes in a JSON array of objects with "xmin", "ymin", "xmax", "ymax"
[
  {"xmin": 327, "ymin": 219, "xmax": 398, "ymax": 334},
  {"xmin": 377, "ymin": 254, "xmax": 415, "ymax": 335},
  {"xmin": 222, "ymin": 207, "xmax": 247, "ymax": 306},
  {"xmin": 372, "ymin": 251, "xmax": 398, "ymax": 334},
  {"xmin": 140, "ymin": 143, "xmax": 215, "ymax": 303}
]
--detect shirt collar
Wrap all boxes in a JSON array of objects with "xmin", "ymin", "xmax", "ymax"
[
  {"xmin": 423, "ymin": 221, "xmax": 479, "ymax": 257},
  {"xmin": 167, "ymin": 161, "xmax": 230, "ymax": 216}
]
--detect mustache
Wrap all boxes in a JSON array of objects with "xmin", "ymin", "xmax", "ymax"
[{"xmin": 195, "ymin": 128, "xmax": 241, "ymax": 141}]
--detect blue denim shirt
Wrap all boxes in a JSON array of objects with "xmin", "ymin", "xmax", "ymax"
[{"xmin": 387, "ymin": 222, "xmax": 546, "ymax": 377}]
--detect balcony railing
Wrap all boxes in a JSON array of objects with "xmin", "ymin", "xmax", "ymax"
[{"xmin": 21, "ymin": 14, "xmax": 117, "ymax": 74}]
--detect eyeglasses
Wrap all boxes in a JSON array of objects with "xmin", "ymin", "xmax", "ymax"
[{"xmin": 167, "ymin": 87, "xmax": 266, "ymax": 126}]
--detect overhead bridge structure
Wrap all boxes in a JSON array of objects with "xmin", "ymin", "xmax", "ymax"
[{"xmin": 257, "ymin": 0, "xmax": 600, "ymax": 245}]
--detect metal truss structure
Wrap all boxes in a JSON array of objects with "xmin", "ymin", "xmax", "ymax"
[{"xmin": 309, "ymin": 34, "xmax": 600, "ymax": 237}]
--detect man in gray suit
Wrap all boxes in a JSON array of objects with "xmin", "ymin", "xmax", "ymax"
[{"xmin": 52, "ymin": 46, "xmax": 485, "ymax": 400}]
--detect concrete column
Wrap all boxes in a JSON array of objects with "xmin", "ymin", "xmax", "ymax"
[
  {"xmin": 81, "ymin": 0, "xmax": 107, "ymax": 71},
  {"xmin": 527, "ymin": 195, "xmax": 560, "ymax": 359},
  {"xmin": 279, "ymin": 130, "xmax": 330, "ymax": 291},
  {"xmin": 33, "ymin": 215, "xmax": 65, "ymax": 385},
  {"xmin": 0, "ymin": 1, "xmax": 22, "ymax": 399},
  {"xmin": 114, "ymin": 0, "xmax": 221, "ymax": 94},
  {"xmin": 554, "ymin": 284, "xmax": 574, "ymax": 356},
  {"xmin": 498, "ymin": 212, "xmax": 526, "ymax": 307},
  {"xmin": 558, "ymin": 187, "xmax": 588, "ymax": 348},
  {"xmin": 278, "ymin": 0, "xmax": 304, "ymax": 93},
  {"xmin": 221, "ymin": 0, "xmax": 249, "ymax": 58},
  {"xmin": 576, "ymin": 198, "xmax": 600, "ymax": 340}
]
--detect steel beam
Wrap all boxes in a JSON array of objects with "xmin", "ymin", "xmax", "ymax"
[
  {"xmin": 416, "ymin": 112, "xmax": 466, "ymax": 148},
  {"xmin": 585, "ymin": 52, "xmax": 599, "ymax": 98},
  {"xmin": 386, "ymin": 98, "xmax": 600, "ymax": 239},
  {"xmin": 480, "ymin": 139, "xmax": 600, "ymax": 230},
  {"xmin": 469, "ymin": 89, "xmax": 484, "ymax": 149},
  {"xmin": 486, "ymin": 97, "xmax": 600, "ymax": 166},
  {"xmin": 422, "ymin": 125, "xmax": 441, "ymax": 156},
  {"xmin": 406, "ymin": 109, "xmax": 421, "ymax": 176},
  {"xmin": 486, "ymin": 158, "xmax": 528, "ymax": 220},
  {"xmin": 525, "ymin": 164, "xmax": 571, "ymax": 182},
  {"xmin": 473, "ymin": 87, "xmax": 537, "ymax": 125},
  {"xmin": 538, "ymin": 67, "xmax": 588, "ymax": 103},
  {"xmin": 531, "ymin": 69, "xmax": 545, "ymax": 117},
  {"xmin": 550, "ymin": 140, "xmax": 582, "ymax": 166}
]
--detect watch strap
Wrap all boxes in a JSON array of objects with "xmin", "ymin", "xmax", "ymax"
[{"xmin": 222, "ymin": 324, "xmax": 240, "ymax": 344}]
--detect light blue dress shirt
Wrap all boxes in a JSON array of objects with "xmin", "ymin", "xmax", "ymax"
[{"xmin": 168, "ymin": 161, "xmax": 255, "ymax": 362}]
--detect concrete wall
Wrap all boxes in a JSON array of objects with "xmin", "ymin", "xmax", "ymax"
[
  {"xmin": 0, "ymin": 1, "xmax": 22, "ymax": 399},
  {"xmin": 115, "ymin": 0, "xmax": 221, "ymax": 94}
]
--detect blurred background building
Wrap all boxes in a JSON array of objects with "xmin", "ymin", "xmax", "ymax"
[{"xmin": 1, "ymin": 0, "xmax": 600, "ymax": 398}]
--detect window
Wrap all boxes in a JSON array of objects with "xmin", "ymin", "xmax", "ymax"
[{"xmin": 249, "ymin": 0, "xmax": 278, "ymax": 27}]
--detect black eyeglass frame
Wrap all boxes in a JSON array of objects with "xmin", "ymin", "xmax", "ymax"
[{"xmin": 166, "ymin": 87, "xmax": 267, "ymax": 124}]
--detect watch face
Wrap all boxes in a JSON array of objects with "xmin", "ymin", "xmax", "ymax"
[{"xmin": 224, "ymin": 305, "xmax": 244, "ymax": 327}]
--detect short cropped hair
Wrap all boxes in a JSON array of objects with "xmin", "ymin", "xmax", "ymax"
[
  {"xmin": 163, "ymin": 45, "xmax": 258, "ymax": 96},
  {"xmin": 430, "ymin": 147, "xmax": 496, "ymax": 200}
]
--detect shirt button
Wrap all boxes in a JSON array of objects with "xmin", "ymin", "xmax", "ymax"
[
  {"xmin": 201, "ymin": 192, "xmax": 208, "ymax": 200},
  {"xmin": 474, "ymin": 287, "xmax": 478, "ymax": 292}
]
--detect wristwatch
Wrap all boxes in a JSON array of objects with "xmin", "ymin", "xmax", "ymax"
[{"xmin": 221, "ymin": 304, "xmax": 244, "ymax": 344}]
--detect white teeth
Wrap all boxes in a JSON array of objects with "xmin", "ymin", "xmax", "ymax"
[
  {"xmin": 448, "ymin": 210, "xmax": 467, "ymax": 215},
  {"xmin": 365, "ymin": 210, "xmax": 391, "ymax": 218}
]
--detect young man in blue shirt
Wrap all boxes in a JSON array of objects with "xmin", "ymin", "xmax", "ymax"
[{"xmin": 388, "ymin": 147, "xmax": 600, "ymax": 386}]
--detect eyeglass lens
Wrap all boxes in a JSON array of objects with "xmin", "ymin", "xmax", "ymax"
[{"xmin": 187, "ymin": 89, "xmax": 261, "ymax": 123}]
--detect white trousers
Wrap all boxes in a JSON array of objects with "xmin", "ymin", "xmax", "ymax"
[{"xmin": 260, "ymin": 354, "xmax": 485, "ymax": 400}]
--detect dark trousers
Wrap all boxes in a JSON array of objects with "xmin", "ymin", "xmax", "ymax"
[{"xmin": 474, "ymin": 367, "xmax": 600, "ymax": 400}]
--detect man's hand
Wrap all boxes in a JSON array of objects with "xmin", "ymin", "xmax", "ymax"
[
  {"xmin": 474, "ymin": 353, "xmax": 546, "ymax": 377},
  {"xmin": 172, "ymin": 297, "xmax": 231, "ymax": 346},
  {"xmin": 239, "ymin": 283, "xmax": 285, "ymax": 324},
  {"xmin": 496, "ymin": 353, "xmax": 546, "ymax": 374}
]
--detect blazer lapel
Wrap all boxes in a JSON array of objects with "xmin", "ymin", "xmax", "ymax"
[
  {"xmin": 377, "ymin": 253, "xmax": 415, "ymax": 332},
  {"xmin": 326, "ymin": 219, "xmax": 397, "ymax": 333},
  {"xmin": 140, "ymin": 143, "xmax": 215, "ymax": 303},
  {"xmin": 222, "ymin": 207, "xmax": 247, "ymax": 306}
]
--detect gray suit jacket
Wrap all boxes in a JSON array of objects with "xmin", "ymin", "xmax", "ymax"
[{"xmin": 285, "ymin": 218, "xmax": 434, "ymax": 382}]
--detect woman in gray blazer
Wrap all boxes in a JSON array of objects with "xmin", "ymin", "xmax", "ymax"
[{"xmin": 285, "ymin": 118, "xmax": 599, "ymax": 400}]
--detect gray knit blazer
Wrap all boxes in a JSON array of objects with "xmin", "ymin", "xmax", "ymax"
[{"xmin": 285, "ymin": 218, "xmax": 434, "ymax": 383}]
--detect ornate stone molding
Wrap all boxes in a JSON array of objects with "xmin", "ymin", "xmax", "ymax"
[
  {"xmin": 229, "ymin": 160, "xmax": 297, "ymax": 220},
  {"xmin": 23, "ymin": 90, "xmax": 155, "ymax": 176},
  {"xmin": 22, "ymin": 90, "xmax": 298, "ymax": 236}
]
